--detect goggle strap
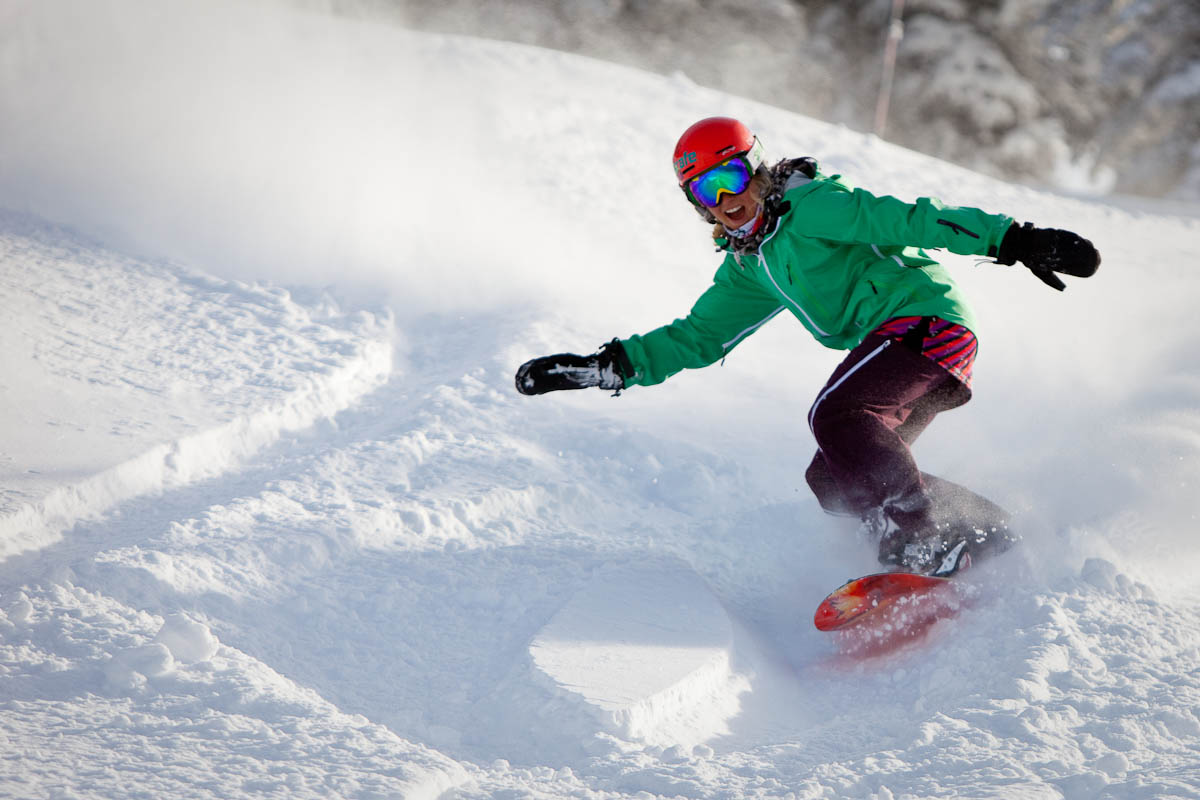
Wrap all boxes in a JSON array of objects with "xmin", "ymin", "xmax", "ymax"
[{"xmin": 745, "ymin": 138, "xmax": 766, "ymax": 171}]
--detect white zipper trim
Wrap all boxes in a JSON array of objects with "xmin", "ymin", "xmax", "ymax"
[
  {"xmin": 808, "ymin": 339, "xmax": 892, "ymax": 434},
  {"xmin": 723, "ymin": 306, "xmax": 784, "ymax": 350},
  {"xmin": 759, "ymin": 227, "xmax": 831, "ymax": 338},
  {"xmin": 871, "ymin": 243, "xmax": 905, "ymax": 268}
]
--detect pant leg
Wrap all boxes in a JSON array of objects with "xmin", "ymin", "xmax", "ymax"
[
  {"xmin": 804, "ymin": 334, "xmax": 969, "ymax": 518},
  {"xmin": 893, "ymin": 374, "xmax": 971, "ymax": 445}
]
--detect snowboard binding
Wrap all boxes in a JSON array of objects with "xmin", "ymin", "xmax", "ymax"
[
  {"xmin": 868, "ymin": 476, "xmax": 1021, "ymax": 577},
  {"xmin": 877, "ymin": 517, "xmax": 1019, "ymax": 577}
]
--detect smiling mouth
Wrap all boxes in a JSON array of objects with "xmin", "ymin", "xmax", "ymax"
[{"xmin": 720, "ymin": 199, "xmax": 758, "ymax": 225}]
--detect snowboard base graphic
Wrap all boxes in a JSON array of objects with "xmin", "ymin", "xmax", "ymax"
[{"xmin": 813, "ymin": 571, "xmax": 967, "ymax": 656}]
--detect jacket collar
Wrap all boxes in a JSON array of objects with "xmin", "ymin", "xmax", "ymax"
[{"xmin": 723, "ymin": 157, "xmax": 816, "ymax": 261}]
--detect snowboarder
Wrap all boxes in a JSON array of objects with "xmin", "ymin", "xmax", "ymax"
[{"xmin": 515, "ymin": 117, "xmax": 1099, "ymax": 574}]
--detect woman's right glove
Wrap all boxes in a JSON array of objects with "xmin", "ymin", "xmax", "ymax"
[
  {"xmin": 515, "ymin": 339, "xmax": 629, "ymax": 395},
  {"xmin": 995, "ymin": 221, "xmax": 1101, "ymax": 291}
]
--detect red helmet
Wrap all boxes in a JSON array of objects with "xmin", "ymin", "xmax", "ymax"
[{"xmin": 672, "ymin": 117, "xmax": 765, "ymax": 186}]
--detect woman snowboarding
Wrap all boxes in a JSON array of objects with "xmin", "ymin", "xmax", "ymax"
[{"xmin": 515, "ymin": 117, "xmax": 1099, "ymax": 575}]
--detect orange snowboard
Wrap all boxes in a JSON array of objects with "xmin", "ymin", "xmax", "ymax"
[{"xmin": 814, "ymin": 572, "xmax": 964, "ymax": 656}]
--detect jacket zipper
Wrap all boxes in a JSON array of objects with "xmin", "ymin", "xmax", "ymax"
[{"xmin": 759, "ymin": 228, "xmax": 831, "ymax": 338}]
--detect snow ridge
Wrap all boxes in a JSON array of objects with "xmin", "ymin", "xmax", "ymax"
[
  {"xmin": 0, "ymin": 215, "xmax": 393, "ymax": 561},
  {"xmin": 0, "ymin": 336, "xmax": 390, "ymax": 560}
]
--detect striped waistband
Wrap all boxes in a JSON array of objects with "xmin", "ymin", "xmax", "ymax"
[{"xmin": 871, "ymin": 316, "xmax": 977, "ymax": 387}]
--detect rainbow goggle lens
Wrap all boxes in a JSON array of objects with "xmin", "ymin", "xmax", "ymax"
[{"xmin": 685, "ymin": 157, "xmax": 754, "ymax": 208}]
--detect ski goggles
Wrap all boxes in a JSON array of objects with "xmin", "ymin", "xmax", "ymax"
[{"xmin": 685, "ymin": 157, "xmax": 754, "ymax": 208}]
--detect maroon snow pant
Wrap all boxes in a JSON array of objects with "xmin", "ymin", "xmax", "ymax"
[{"xmin": 804, "ymin": 332, "xmax": 971, "ymax": 519}]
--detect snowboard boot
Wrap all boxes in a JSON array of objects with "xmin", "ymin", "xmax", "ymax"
[
  {"xmin": 876, "ymin": 519, "xmax": 966, "ymax": 576},
  {"xmin": 866, "ymin": 480, "xmax": 1021, "ymax": 576},
  {"xmin": 878, "ymin": 517, "xmax": 1020, "ymax": 577}
]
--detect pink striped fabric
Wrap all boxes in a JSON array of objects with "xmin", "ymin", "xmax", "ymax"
[{"xmin": 870, "ymin": 316, "xmax": 978, "ymax": 387}]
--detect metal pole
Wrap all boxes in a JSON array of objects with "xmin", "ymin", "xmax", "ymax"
[{"xmin": 873, "ymin": 0, "xmax": 905, "ymax": 138}]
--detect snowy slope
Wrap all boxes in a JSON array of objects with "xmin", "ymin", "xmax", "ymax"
[
  {"xmin": 3, "ymin": 2, "xmax": 1200, "ymax": 798},
  {"xmin": 0, "ymin": 213, "xmax": 392, "ymax": 561}
]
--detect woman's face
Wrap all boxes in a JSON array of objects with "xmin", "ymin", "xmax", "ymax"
[{"xmin": 708, "ymin": 184, "xmax": 761, "ymax": 230}]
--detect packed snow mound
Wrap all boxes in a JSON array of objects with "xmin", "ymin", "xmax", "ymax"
[{"xmin": 530, "ymin": 562, "xmax": 749, "ymax": 746}]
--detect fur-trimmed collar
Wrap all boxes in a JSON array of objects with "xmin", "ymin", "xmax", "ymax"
[{"xmin": 724, "ymin": 157, "xmax": 817, "ymax": 261}]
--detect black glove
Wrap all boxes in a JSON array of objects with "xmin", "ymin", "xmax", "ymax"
[
  {"xmin": 995, "ymin": 221, "xmax": 1101, "ymax": 291},
  {"xmin": 515, "ymin": 339, "xmax": 630, "ymax": 395}
]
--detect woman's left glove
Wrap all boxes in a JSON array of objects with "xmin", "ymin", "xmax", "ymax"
[
  {"xmin": 515, "ymin": 339, "xmax": 629, "ymax": 395},
  {"xmin": 995, "ymin": 221, "xmax": 1101, "ymax": 291}
]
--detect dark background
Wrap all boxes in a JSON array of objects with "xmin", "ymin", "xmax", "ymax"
[{"xmin": 324, "ymin": 0, "xmax": 1200, "ymax": 202}]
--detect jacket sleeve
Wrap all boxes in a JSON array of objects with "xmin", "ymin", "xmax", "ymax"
[
  {"xmin": 619, "ymin": 257, "xmax": 784, "ymax": 388},
  {"xmin": 790, "ymin": 180, "xmax": 1013, "ymax": 258}
]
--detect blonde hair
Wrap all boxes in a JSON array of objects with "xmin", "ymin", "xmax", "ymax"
[{"xmin": 708, "ymin": 166, "xmax": 774, "ymax": 243}]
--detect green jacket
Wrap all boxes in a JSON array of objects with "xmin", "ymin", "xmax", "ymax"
[{"xmin": 619, "ymin": 166, "xmax": 1013, "ymax": 387}]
